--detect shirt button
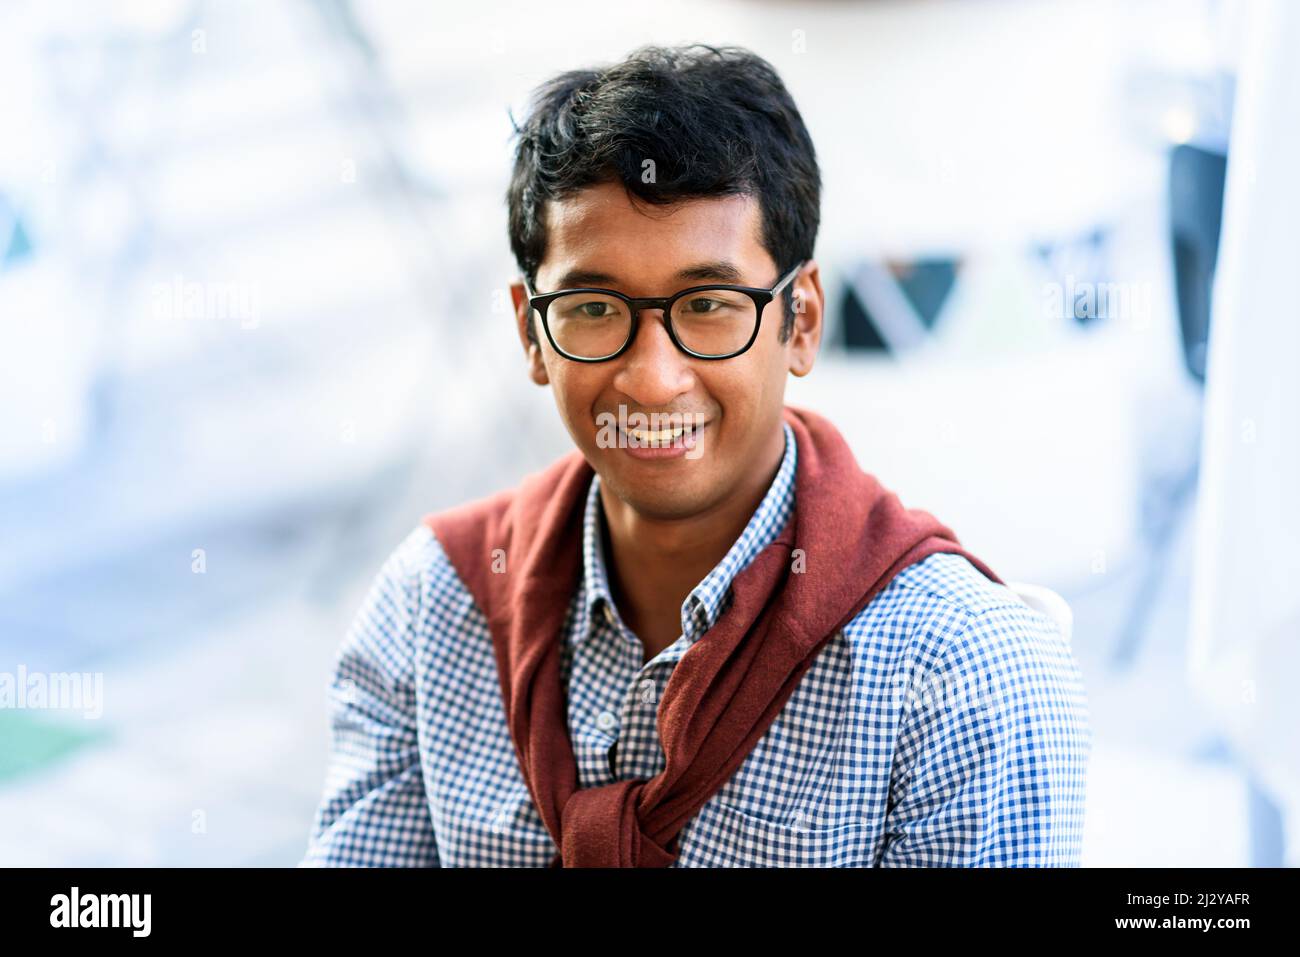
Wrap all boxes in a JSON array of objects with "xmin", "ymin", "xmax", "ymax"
[
  {"xmin": 790, "ymin": 811, "xmax": 809, "ymax": 831},
  {"xmin": 596, "ymin": 710, "xmax": 617, "ymax": 731},
  {"xmin": 638, "ymin": 679, "xmax": 657, "ymax": 705},
  {"xmin": 602, "ymin": 603, "xmax": 618, "ymax": 627}
]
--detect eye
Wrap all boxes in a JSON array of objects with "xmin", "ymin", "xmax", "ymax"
[
  {"xmin": 684, "ymin": 297, "xmax": 721, "ymax": 314},
  {"xmin": 559, "ymin": 299, "xmax": 616, "ymax": 319}
]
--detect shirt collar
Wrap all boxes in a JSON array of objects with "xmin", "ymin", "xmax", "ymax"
[{"xmin": 576, "ymin": 418, "xmax": 798, "ymax": 651}]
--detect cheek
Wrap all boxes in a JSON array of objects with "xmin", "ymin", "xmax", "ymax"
[
  {"xmin": 752, "ymin": 341, "xmax": 790, "ymax": 399},
  {"xmin": 714, "ymin": 358, "xmax": 784, "ymax": 447},
  {"xmin": 712, "ymin": 354, "xmax": 777, "ymax": 414},
  {"xmin": 548, "ymin": 367, "xmax": 603, "ymax": 425}
]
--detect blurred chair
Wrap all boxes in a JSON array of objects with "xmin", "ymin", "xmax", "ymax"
[{"xmin": 1006, "ymin": 581, "xmax": 1073, "ymax": 645}]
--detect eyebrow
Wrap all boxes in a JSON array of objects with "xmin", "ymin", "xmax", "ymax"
[{"xmin": 551, "ymin": 260, "xmax": 746, "ymax": 290}]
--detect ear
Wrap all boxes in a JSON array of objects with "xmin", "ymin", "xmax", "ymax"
[
  {"xmin": 511, "ymin": 280, "xmax": 550, "ymax": 386},
  {"xmin": 785, "ymin": 260, "xmax": 824, "ymax": 377}
]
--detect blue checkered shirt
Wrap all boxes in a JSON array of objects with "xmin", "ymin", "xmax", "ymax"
[{"xmin": 302, "ymin": 421, "xmax": 1092, "ymax": 867}]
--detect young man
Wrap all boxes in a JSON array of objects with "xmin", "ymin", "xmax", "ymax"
[{"xmin": 302, "ymin": 44, "xmax": 1091, "ymax": 867}]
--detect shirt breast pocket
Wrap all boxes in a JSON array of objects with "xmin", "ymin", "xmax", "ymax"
[{"xmin": 671, "ymin": 798, "xmax": 878, "ymax": 867}]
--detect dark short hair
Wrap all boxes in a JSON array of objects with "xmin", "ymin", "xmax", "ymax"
[{"xmin": 506, "ymin": 43, "xmax": 821, "ymax": 346}]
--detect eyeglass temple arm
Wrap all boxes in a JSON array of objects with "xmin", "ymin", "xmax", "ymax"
[{"xmin": 774, "ymin": 261, "xmax": 805, "ymax": 295}]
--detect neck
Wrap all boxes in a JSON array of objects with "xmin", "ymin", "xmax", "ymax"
[{"xmin": 598, "ymin": 421, "xmax": 786, "ymax": 659}]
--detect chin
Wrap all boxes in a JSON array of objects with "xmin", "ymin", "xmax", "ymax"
[{"xmin": 603, "ymin": 469, "xmax": 714, "ymax": 520}]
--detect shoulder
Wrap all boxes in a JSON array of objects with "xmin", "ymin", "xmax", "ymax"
[
  {"xmin": 363, "ymin": 522, "xmax": 455, "ymax": 604},
  {"xmin": 843, "ymin": 552, "xmax": 1088, "ymax": 719},
  {"xmin": 383, "ymin": 522, "xmax": 446, "ymax": 584},
  {"xmin": 887, "ymin": 551, "xmax": 1024, "ymax": 619},
  {"xmin": 424, "ymin": 451, "xmax": 590, "ymax": 568},
  {"xmin": 845, "ymin": 551, "xmax": 1029, "ymax": 654},
  {"xmin": 350, "ymin": 523, "xmax": 484, "ymax": 657}
]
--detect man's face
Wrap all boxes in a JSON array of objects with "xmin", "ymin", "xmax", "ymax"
[{"xmin": 511, "ymin": 180, "xmax": 822, "ymax": 522}]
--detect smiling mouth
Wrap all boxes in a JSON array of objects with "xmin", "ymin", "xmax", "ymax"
[
  {"xmin": 622, "ymin": 423, "xmax": 697, "ymax": 446},
  {"xmin": 612, "ymin": 418, "xmax": 711, "ymax": 450}
]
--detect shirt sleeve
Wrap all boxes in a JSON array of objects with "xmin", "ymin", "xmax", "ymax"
[
  {"xmin": 878, "ymin": 599, "xmax": 1093, "ymax": 867},
  {"xmin": 300, "ymin": 528, "xmax": 440, "ymax": 867}
]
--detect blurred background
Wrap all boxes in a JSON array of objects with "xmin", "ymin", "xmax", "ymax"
[{"xmin": 1, "ymin": 0, "xmax": 1296, "ymax": 866}]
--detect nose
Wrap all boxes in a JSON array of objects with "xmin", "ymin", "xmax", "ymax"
[{"xmin": 612, "ymin": 307, "xmax": 695, "ymax": 407}]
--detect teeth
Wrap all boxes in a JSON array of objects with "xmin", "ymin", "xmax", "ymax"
[{"xmin": 627, "ymin": 426, "xmax": 687, "ymax": 444}]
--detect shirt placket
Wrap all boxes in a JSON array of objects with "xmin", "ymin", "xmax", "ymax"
[
  {"xmin": 570, "ymin": 602, "xmax": 696, "ymax": 788},
  {"xmin": 611, "ymin": 617, "xmax": 700, "ymax": 782},
  {"xmin": 567, "ymin": 604, "xmax": 640, "ymax": 789},
  {"xmin": 610, "ymin": 660, "xmax": 670, "ymax": 781}
]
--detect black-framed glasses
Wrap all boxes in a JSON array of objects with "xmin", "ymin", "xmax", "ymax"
[{"xmin": 523, "ymin": 260, "xmax": 805, "ymax": 362}]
